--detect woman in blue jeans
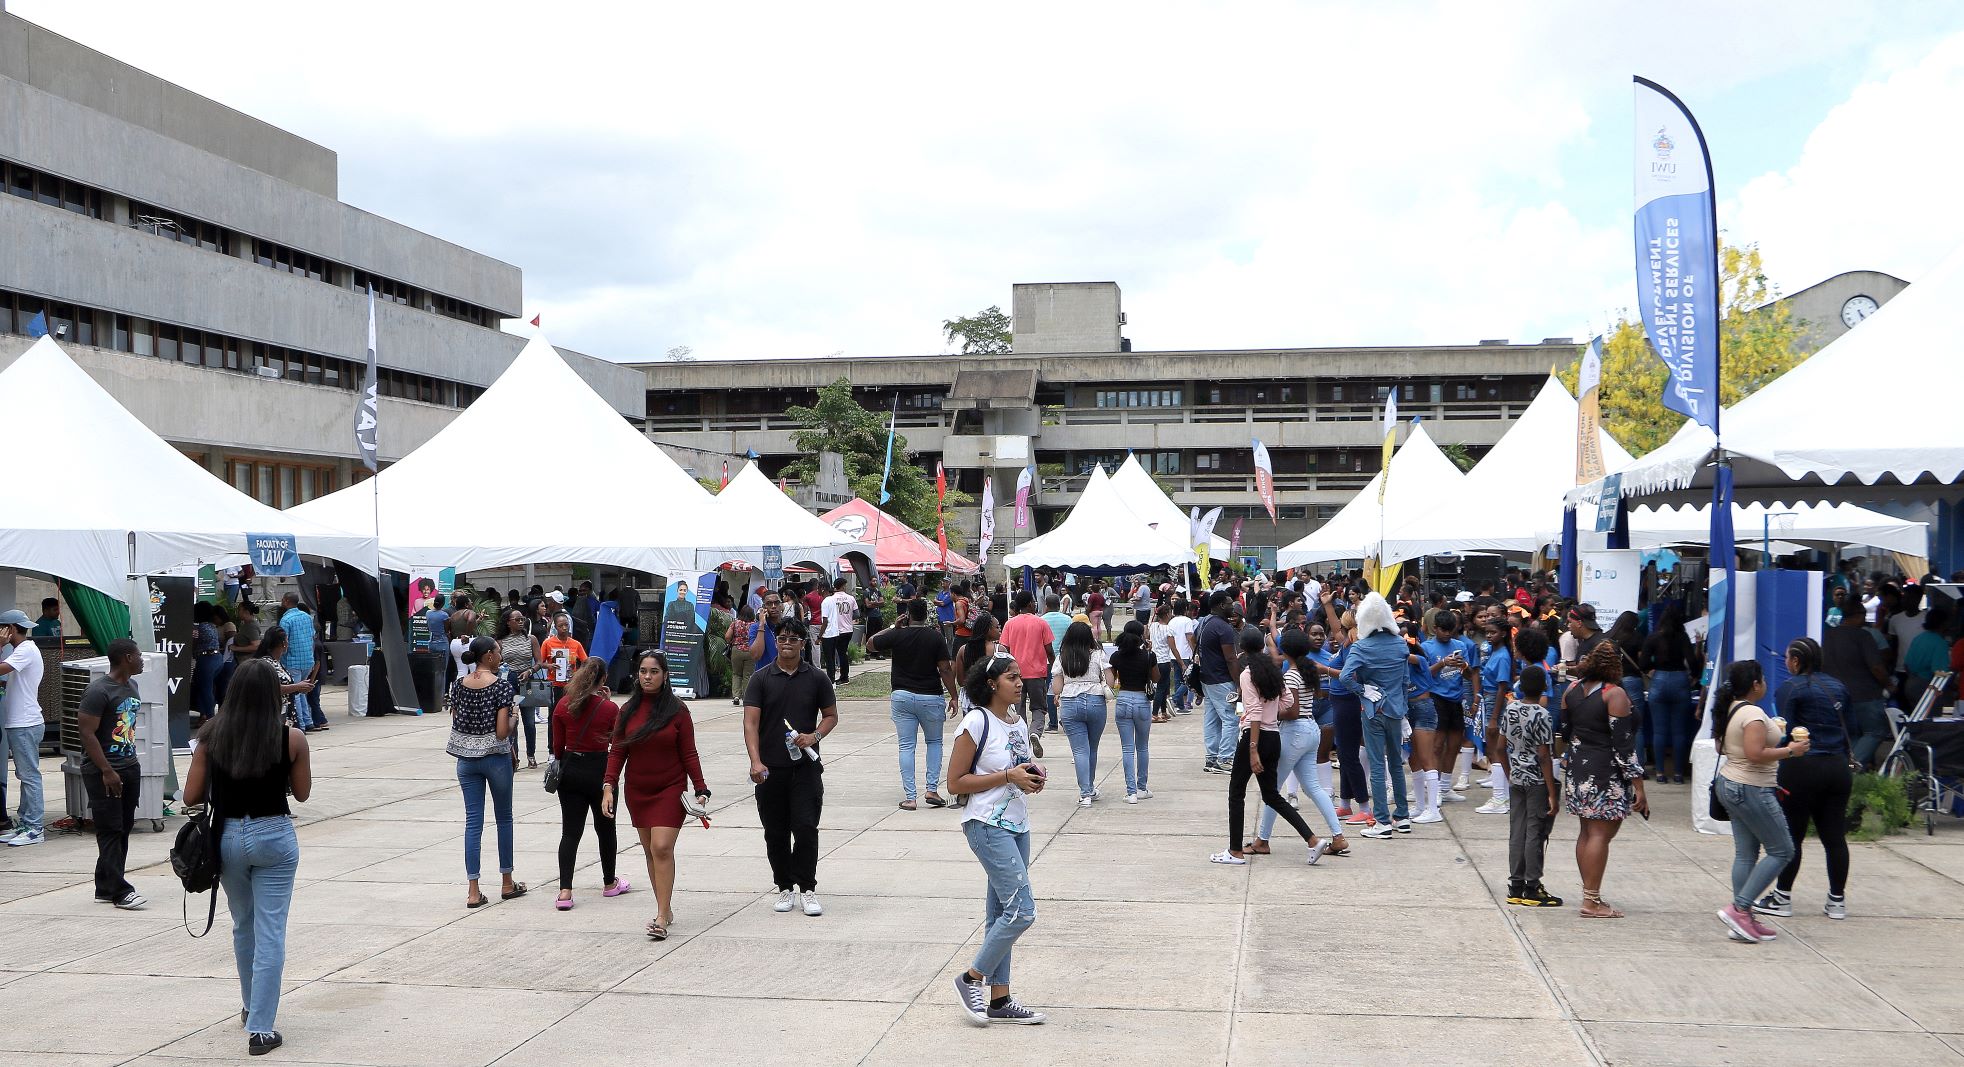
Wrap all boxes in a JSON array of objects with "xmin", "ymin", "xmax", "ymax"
[
  {"xmin": 1710, "ymin": 660, "xmax": 1807, "ymax": 943},
  {"xmin": 1248, "ymin": 629, "xmax": 1350, "ymax": 857},
  {"xmin": 183, "ymin": 659, "xmax": 311, "ymax": 1058},
  {"xmin": 1051, "ymin": 621, "xmax": 1113, "ymax": 806},
  {"xmin": 1640, "ymin": 605, "xmax": 1701, "ymax": 782},
  {"xmin": 450, "ymin": 636, "xmax": 526, "ymax": 908},
  {"xmin": 947, "ymin": 655, "xmax": 1048, "ymax": 1025},
  {"xmin": 1108, "ymin": 621, "xmax": 1158, "ymax": 803}
]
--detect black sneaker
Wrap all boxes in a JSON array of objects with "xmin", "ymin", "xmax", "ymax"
[
  {"xmin": 987, "ymin": 997, "xmax": 1048, "ymax": 1024},
  {"xmin": 954, "ymin": 972, "xmax": 989, "ymax": 1026},
  {"xmin": 1504, "ymin": 882, "xmax": 1528, "ymax": 906},
  {"xmin": 249, "ymin": 1031, "xmax": 283, "ymax": 1056},
  {"xmin": 1524, "ymin": 883, "xmax": 1564, "ymax": 907}
]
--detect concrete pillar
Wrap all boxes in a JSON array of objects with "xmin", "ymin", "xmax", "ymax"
[{"xmin": 0, "ymin": 568, "xmax": 15, "ymax": 612}]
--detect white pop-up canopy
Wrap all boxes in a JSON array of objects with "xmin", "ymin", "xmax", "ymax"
[
  {"xmin": 0, "ymin": 337, "xmax": 376, "ymax": 595},
  {"xmin": 1277, "ymin": 422, "xmax": 1466, "ymax": 568},
  {"xmin": 1381, "ymin": 376, "xmax": 1636, "ymax": 565},
  {"xmin": 711, "ymin": 463, "xmax": 866, "ymax": 570},
  {"xmin": 293, "ymin": 334, "xmax": 746, "ymax": 575},
  {"xmin": 1629, "ymin": 500, "xmax": 1928, "ymax": 556},
  {"xmin": 1108, "ymin": 454, "xmax": 1232, "ymax": 558},
  {"xmin": 1593, "ymin": 243, "xmax": 1964, "ymax": 507},
  {"xmin": 1006, "ymin": 466, "xmax": 1196, "ymax": 572}
]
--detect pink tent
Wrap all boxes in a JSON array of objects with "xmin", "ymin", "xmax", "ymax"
[{"xmin": 820, "ymin": 498, "xmax": 980, "ymax": 574}]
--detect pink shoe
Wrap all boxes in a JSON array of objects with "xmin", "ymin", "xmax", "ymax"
[
  {"xmin": 1717, "ymin": 905, "xmax": 1758, "ymax": 942},
  {"xmin": 1335, "ymin": 806, "xmax": 1353, "ymax": 818},
  {"xmin": 1743, "ymin": 913, "xmax": 1779, "ymax": 942},
  {"xmin": 603, "ymin": 878, "xmax": 632, "ymax": 898},
  {"xmin": 1343, "ymin": 812, "xmax": 1376, "ymax": 827},
  {"xmin": 555, "ymin": 895, "xmax": 574, "ymax": 911}
]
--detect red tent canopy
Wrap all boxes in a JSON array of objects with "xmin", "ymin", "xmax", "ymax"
[{"xmin": 819, "ymin": 498, "xmax": 980, "ymax": 574}]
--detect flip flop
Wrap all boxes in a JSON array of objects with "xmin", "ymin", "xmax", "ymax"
[
  {"xmin": 647, "ymin": 918, "xmax": 669, "ymax": 941},
  {"xmin": 898, "ymin": 800, "xmax": 917, "ymax": 811},
  {"xmin": 501, "ymin": 882, "xmax": 528, "ymax": 901},
  {"xmin": 1241, "ymin": 841, "xmax": 1271, "ymax": 855},
  {"xmin": 924, "ymin": 794, "xmax": 948, "ymax": 808}
]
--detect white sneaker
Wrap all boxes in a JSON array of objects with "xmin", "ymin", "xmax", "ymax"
[
  {"xmin": 1412, "ymin": 810, "xmax": 1444, "ymax": 824},
  {"xmin": 1452, "ymin": 775, "xmax": 1470, "ymax": 791},
  {"xmin": 1439, "ymin": 790, "xmax": 1468, "ymax": 804},
  {"xmin": 1475, "ymin": 800, "xmax": 1510, "ymax": 815},
  {"xmin": 801, "ymin": 892, "xmax": 824, "ymax": 917},
  {"xmin": 0, "ymin": 830, "xmax": 17, "ymax": 845},
  {"xmin": 1078, "ymin": 797, "xmax": 1093, "ymax": 808},
  {"xmin": 1125, "ymin": 793, "xmax": 1138, "ymax": 805},
  {"xmin": 6, "ymin": 829, "xmax": 44, "ymax": 847},
  {"xmin": 773, "ymin": 889, "xmax": 800, "ymax": 913},
  {"xmin": 1824, "ymin": 895, "xmax": 1848, "ymax": 920},
  {"xmin": 1361, "ymin": 823, "xmax": 1396, "ymax": 839},
  {"xmin": 1136, "ymin": 789, "xmax": 1153, "ymax": 800}
]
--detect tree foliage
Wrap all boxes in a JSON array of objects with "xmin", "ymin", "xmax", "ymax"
[
  {"xmin": 782, "ymin": 378, "xmax": 972, "ymax": 547},
  {"xmin": 942, "ymin": 305, "xmax": 1013, "ymax": 355},
  {"xmin": 1439, "ymin": 442, "xmax": 1475, "ymax": 472},
  {"xmin": 1558, "ymin": 242, "xmax": 1813, "ymax": 456}
]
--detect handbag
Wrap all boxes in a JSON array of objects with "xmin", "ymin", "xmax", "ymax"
[
  {"xmin": 520, "ymin": 677, "xmax": 554, "ymax": 710},
  {"xmin": 544, "ymin": 695, "xmax": 604, "ymax": 794},
  {"xmin": 169, "ymin": 775, "xmax": 221, "ymax": 937}
]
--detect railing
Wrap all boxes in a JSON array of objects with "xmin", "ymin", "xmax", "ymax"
[
  {"xmin": 1055, "ymin": 472, "xmax": 1373, "ymax": 496},
  {"xmin": 643, "ymin": 411, "xmax": 950, "ymax": 433},
  {"xmin": 1045, "ymin": 400, "xmax": 1522, "ymax": 427}
]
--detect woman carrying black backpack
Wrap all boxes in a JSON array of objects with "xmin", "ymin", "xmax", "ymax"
[{"xmin": 184, "ymin": 658, "xmax": 312, "ymax": 1057}]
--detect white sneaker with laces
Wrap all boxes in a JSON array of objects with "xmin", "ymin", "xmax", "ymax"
[
  {"xmin": 801, "ymin": 892, "xmax": 824, "ymax": 917},
  {"xmin": 773, "ymin": 889, "xmax": 800, "ymax": 913},
  {"xmin": 1412, "ymin": 810, "xmax": 1444, "ymax": 824},
  {"xmin": 1078, "ymin": 797, "xmax": 1093, "ymax": 808},
  {"xmin": 113, "ymin": 891, "xmax": 147, "ymax": 910},
  {"xmin": 1452, "ymin": 775, "xmax": 1470, "ymax": 791},
  {"xmin": 1475, "ymin": 799, "xmax": 1510, "ymax": 815},
  {"xmin": 6, "ymin": 829, "xmax": 44, "ymax": 846},
  {"xmin": 1439, "ymin": 789, "xmax": 1468, "ymax": 804},
  {"xmin": 1361, "ymin": 823, "xmax": 1396, "ymax": 839},
  {"xmin": 1136, "ymin": 789, "xmax": 1153, "ymax": 800},
  {"xmin": 1824, "ymin": 895, "xmax": 1848, "ymax": 920},
  {"xmin": 1125, "ymin": 793, "xmax": 1138, "ymax": 805}
]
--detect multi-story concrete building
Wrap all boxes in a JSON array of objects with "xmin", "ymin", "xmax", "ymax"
[
  {"xmin": 0, "ymin": 11, "xmax": 642, "ymax": 510},
  {"xmin": 635, "ymin": 281, "xmax": 1571, "ymax": 566}
]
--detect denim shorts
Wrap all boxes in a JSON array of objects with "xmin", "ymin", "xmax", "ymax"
[
  {"xmin": 1408, "ymin": 695, "xmax": 1438, "ymax": 731},
  {"xmin": 1314, "ymin": 689, "xmax": 1336, "ymax": 728}
]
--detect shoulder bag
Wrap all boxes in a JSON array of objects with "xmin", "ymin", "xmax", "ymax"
[{"xmin": 950, "ymin": 711, "xmax": 991, "ymax": 810}]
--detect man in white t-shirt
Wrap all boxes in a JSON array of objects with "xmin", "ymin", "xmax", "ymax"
[
  {"xmin": 1887, "ymin": 586, "xmax": 1927, "ymax": 676},
  {"xmin": 1166, "ymin": 599, "xmax": 1199, "ymax": 713},
  {"xmin": 0, "ymin": 610, "xmax": 47, "ymax": 845},
  {"xmin": 819, "ymin": 578, "xmax": 858, "ymax": 685}
]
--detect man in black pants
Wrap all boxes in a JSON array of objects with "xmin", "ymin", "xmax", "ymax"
[
  {"xmin": 77, "ymin": 639, "xmax": 148, "ymax": 910},
  {"xmin": 743, "ymin": 618, "xmax": 838, "ymax": 918}
]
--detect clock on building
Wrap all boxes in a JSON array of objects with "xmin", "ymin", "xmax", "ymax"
[{"xmin": 1841, "ymin": 294, "xmax": 1878, "ymax": 328}]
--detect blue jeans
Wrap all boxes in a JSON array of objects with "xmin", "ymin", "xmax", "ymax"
[
  {"xmin": 1716, "ymin": 777, "xmax": 1795, "ymax": 910},
  {"xmin": 192, "ymin": 653, "xmax": 221, "ymax": 717},
  {"xmin": 1647, "ymin": 670, "xmax": 1695, "ymax": 776},
  {"xmin": 219, "ymin": 815, "xmax": 300, "ymax": 1036},
  {"xmin": 1061, "ymin": 693, "xmax": 1108, "ymax": 797},
  {"xmin": 891, "ymin": 690, "xmax": 945, "ymax": 801},
  {"xmin": 1847, "ymin": 699, "xmax": 1889, "ymax": 769},
  {"xmin": 1260, "ymin": 717, "xmax": 1343, "ymax": 839},
  {"xmin": 1201, "ymin": 681, "xmax": 1238, "ymax": 762},
  {"xmin": 5, "ymin": 723, "xmax": 44, "ymax": 834},
  {"xmin": 1622, "ymin": 674, "xmax": 1652, "ymax": 770},
  {"xmin": 1151, "ymin": 665, "xmax": 1173, "ymax": 714},
  {"xmin": 1331, "ymin": 691, "xmax": 1369, "ymax": 805},
  {"xmin": 1114, "ymin": 691, "xmax": 1152, "ymax": 794},
  {"xmin": 1171, "ymin": 667, "xmax": 1192, "ymax": 711},
  {"xmin": 457, "ymin": 754, "xmax": 515, "ymax": 881},
  {"xmin": 290, "ymin": 687, "xmax": 323, "ymax": 730},
  {"xmin": 962, "ymin": 820, "xmax": 1035, "ymax": 987},
  {"xmin": 1361, "ymin": 709, "xmax": 1411, "ymax": 823}
]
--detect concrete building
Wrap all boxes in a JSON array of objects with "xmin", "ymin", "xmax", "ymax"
[
  {"xmin": 636, "ymin": 281, "xmax": 1572, "ymax": 567},
  {"xmin": 1774, "ymin": 269, "xmax": 1907, "ymax": 355},
  {"xmin": 0, "ymin": 11, "xmax": 642, "ymax": 511}
]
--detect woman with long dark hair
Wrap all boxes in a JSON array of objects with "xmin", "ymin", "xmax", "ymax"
[
  {"xmin": 183, "ymin": 659, "xmax": 311, "ymax": 1057},
  {"xmin": 1052, "ymin": 620, "xmax": 1112, "ymax": 807},
  {"xmin": 1215, "ymin": 628, "xmax": 1324, "ymax": 864},
  {"xmin": 1246, "ymin": 627, "xmax": 1349, "ymax": 858},
  {"xmin": 602, "ymin": 649, "xmax": 709, "ymax": 941},
  {"xmin": 449, "ymin": 636, "xmax": 525, "ymax": 909},
  {"xmin": 1108, "ymin": 620, "xmax": 1157, "ymax": 803},
  {"xmin": 551, "ymin": 657, "xmax": 630, "ymax": 911},
  {"xmin": 1605, "ymin": 610, "xmax": 1649, "ymax": 776},
  {"xmin": 954, "ymin": 613, "xmax": 1003, "ymax": 699},
  {"xmin": 498, "ymin": 609, "xmax": 544, "ymax": 769},
  {"xmin": 1759, "ymin": 638, "xmax": 1847, "ymax": 921},
  {"xmin": 1640, "ymin": 604, "xmax": 1701, "ymax": 783},
  {"xmin": 1563, "ymin": 642, "xmax": 1646, "ymax": 918},
  {"xmin": 1712, "ymin": 659, "xmax": 1805, "ymax": 942}
]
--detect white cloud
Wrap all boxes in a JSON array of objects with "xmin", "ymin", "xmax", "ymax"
[{"xmin": 1727, "ymin": 32, "xmax": 1964, "ymax": 291}]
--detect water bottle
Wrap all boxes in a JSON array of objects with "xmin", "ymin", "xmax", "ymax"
[{"xmin": 784, "ymin": 730, "xmax": 803, "ymax": 761}]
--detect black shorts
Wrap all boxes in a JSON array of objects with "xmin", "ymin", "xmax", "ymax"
[{"xmin": 1433, "ymin": 696, "xmax": 1466, "ymax": 734}]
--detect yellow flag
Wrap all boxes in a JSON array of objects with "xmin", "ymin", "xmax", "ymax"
[
  {"xmin": 1575, "ymin": 337, "xmax": 1606, "ymax": 484},
  {"xmin": 1366, "ymin": 558, "xmax": 1401, "ymax": 597}
]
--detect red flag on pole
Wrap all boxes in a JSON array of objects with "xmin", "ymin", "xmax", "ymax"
[
  {"xmin": 529, "ymin": 314, "xmax": 541, "ymax": 328},
  {"xmin": 778, "ymin": 475, "xmax": 787, "ymax": 492},
  {"xmin": 720, "ymin": 459, "xmax": 729, "ymax": 490},
  {"xmin": 936, "ymin": 462, "xmax": 948, "ymax": 567}
]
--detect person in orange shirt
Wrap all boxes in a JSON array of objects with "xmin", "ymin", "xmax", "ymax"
[{"xmin": 540, "ymin": 613, "xmax": 590, "ymax": 713}]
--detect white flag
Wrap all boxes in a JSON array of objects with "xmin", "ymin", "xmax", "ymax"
[{"xmin": 979, "ymin": 475, "xmax": 996, "ymax": 558}]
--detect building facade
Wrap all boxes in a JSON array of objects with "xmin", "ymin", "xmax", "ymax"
[{"xmin": 0, "ymin": 12, "xmax": 642, "ymax": 510}]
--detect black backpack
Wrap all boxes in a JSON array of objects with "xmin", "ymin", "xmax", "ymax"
[{"xmin": 169, "ymin": 780, "xmax": 222, "ymax": 937}]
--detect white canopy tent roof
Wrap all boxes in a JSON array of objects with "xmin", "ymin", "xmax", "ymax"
[
  {"xmin": 1590, "ymin": 243, "xmax": 1964, "ymax": 507},
  {"xmin": 711, "ymin": 463, "xmax": 865, "ymax": 570},
  {"xmin": 1630, "ymin": 500, "xmax": 1928, "ymax": 557},
  {"xmin": 1005, "ymin": 467, "xmax": 1196, "ymax": 571},
  {"xmin": 1381, "ymin": 376, "xmax": 1635, "ymax": 565},
  {"xmin": 293, "ymin": 334, "xmax": 754, "ymax": 575},
  {"xmin": 1107, "ymin": 454, "xmax": 1232, "ymax": 558},
  {"xmin": 0, "ymin": 337, "xmax": 376, "ymax": 595},
  {"xmin": 1277, "ymin": 422, "xmax": 1467, "ymax": 568}
]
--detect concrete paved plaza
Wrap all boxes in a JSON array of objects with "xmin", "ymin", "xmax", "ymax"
[{"xmin": 1, "ymin": 683, "xmax": 1960, "ymax": 1066}]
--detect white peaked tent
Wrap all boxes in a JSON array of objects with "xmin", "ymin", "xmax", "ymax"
[
  {"xmin": 1380, "ymin": 376, "xmax": 1636, "ymax": 564},
  {"xmin": 711, "ymin": 463, "xmax": 866, "ymax": 570},
  {"xmin": 1629, "ymin": 501, "xmax": 1928, "ymax": 556},
  {"xmin": 1108, "ymin": 454, "xmax": 1232, "ymax": 558},
  {"xmin": 0, "ymin": 337, "xmax": 376, "ymax": 596},
  {"xmin": 1276, "ymin": 422, "xmax": 1466, "ymax": 568},
  {"xmin": 293, "ymin": 334, "xmax": 742, "ymax": 574},
  {"xmin": 1601, "ymin": 242, "xmax": 1964, "ymax": 505},
  {"xmin": 1006, "ymin": 467, "xmax": 1196, "ymax": 571}
]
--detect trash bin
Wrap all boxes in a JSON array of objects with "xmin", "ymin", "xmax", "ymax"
[
  {"xmin": 409, "ymin": 651, "xmax": 445, "ymax": 716},
  {"xmin": 347, "ymin": 665, "xmax": 370, "ymax": 717}
]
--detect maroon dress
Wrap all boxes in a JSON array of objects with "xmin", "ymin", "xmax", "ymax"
[{"xmin": 605, "ymin": 701, "xmax": 708, "ymax": 829}]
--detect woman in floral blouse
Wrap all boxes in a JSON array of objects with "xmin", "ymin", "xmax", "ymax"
[{"xmin": 1562, "ymin": 642, "xmax": 1647, "ymax": 918}]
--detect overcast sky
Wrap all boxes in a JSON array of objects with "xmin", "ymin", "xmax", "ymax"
[{"xmin": 16, "ymin": 1, "xmax": 1964, "ymax": 363}]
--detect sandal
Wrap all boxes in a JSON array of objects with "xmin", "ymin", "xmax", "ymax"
[
  {"xmin": 501, "ymin": 882, "xmax": 528, "ymax": 901},
  {"xmin": 898, "ymin": 799, "xmax": 917, "ymax": 811},
  {"xmin": 465, "ymin": 893, "xmax": 489, "ymax": 909},
  {"xmin": 924, "ymin": 794, "xmax": 948, "ymax": 808},
  {"xmin": 1580, "ymin": 890, "xmax": 1624, "ymax": 919},
  {"xmin": 647, "ymin": 918, "xmax": 668, "ymax": 941},
  {"xmin": 1326, "ymin": 836, "xmax": 1351, "ymax": 856},
  {"xmin": 1242, "ymin": 840, "xmax": 1271, "ymax": 855}
]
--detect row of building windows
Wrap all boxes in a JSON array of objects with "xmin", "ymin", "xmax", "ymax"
[
  {"xmin": 1092, "ymin": 388, "xmax": 1184, "ymax": 409},
  {"xmin": 225, "ymin": 458, "xmax": 338, "ymax": 509},
  {"xmin": 0, "ymin": 289, "xmax": 485, "ymax": 408},
  {"xmin": 2, "ymin": 154, "xmax": 503, "ymax": 329}
]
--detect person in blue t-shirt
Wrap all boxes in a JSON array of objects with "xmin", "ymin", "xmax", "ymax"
[
  {"xmin": 1421, "ymin": 611, "xmax": 1480, "ymax": 806},
  {"xmin": 1473, "ymin": 618, "xmax": 1516, "ymax": 811}
]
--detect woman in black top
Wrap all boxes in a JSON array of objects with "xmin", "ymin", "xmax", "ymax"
[
  {"xmin": 1109, "ymin": 621, "xmax": 1159, "ymax": 803},
  {"xmin": 184, "ymin": 659, "xmax": 312, "ymax": 1058},
  {"xmin": 1638, "ymin": 605, "xmax": 1701, "ymax": 783},
  {"xmin": 1762, "ymin": 637, "xmax": 1856, "ymax": 920}
]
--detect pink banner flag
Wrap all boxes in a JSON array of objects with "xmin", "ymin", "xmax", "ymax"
[
  {"xmin": 1251, "ymin": 437, "xmax": 1277, "ymax": 524},
  {"xmin": 1014, "ymin": 465, "xmax": 1033, "ymax": 528}
]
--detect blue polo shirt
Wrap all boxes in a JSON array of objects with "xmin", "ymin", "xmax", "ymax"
[{"xmin": 936, "ymin": 591, "xmax": 955, "ymax": 624}]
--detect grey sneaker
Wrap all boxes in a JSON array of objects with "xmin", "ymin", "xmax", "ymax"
[
  {"xmin": 1752, "ymin": 891, "xmax": 1792, "ymax": 918},
  {"xmin": 1361, "ymin": 823, "xmax": 1396, "ymax": 839},
  {"xmin": 954, "ymin": 972, "xmax": 989, "ymax": 1026},
  {"xmin": 1824, "ymin": 895, "xmax": 1848, "ymax": 920},
  {"xmin": 987, "ymin": 997, "xmax": 1047, "ymax": 1024}
]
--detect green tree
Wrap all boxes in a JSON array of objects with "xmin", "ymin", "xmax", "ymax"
[
  {"xmin": 1558, "ymin": 242, "xmax": 1812, "ymax": 456},
  {"xmin": 782, "ymin": 378, "xmax": 972, "ymax": 547},
  {"xmin": 942, "ymin": 305, "xmax": 1013, "ymax": 355},
  {"xmin": 1439, "ymin": 442, "xmax": 1475, "ymax": 472}
]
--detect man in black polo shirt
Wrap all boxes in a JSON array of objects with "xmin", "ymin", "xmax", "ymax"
[{"xmin": 743, "ymin": 617, "xmax": 838, "ymax": 917}]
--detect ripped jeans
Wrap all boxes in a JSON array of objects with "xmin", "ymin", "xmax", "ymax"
[{"xmin": 963, "ymin": 819, "xmax": 1035, "ymax": 986}]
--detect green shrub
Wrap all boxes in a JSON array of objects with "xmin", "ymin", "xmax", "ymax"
[{"xmin": 1847, "ymin": 772, "xmax": 1911, "ymax": 841}]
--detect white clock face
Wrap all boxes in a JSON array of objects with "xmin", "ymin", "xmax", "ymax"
[{"xmin": 1841, "ymin": 295, "xmax": 1878, "ymax": 328}]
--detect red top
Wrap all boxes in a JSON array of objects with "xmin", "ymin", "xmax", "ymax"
[
  {"xmin": 550, "ymin": 693, "xmax": 618, "ymax": 757},
  {"xmin": 605, "ymin": 700, "xmax": 707, "ymax": 800}
]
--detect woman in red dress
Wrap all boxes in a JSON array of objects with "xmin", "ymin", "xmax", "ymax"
[{"xmin": 602, "ymin": 650, "xmax": 709, "ymax": 941}]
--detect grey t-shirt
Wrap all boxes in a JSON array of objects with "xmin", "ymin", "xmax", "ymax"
[{"xmin": 79, "ymin": 676, "xmax": 142, "ymax": 765}]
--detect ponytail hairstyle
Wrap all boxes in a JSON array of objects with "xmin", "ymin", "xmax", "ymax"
[
  {"xmin": 1786, "ymin": 636, "xmax": 1822, "ymax": 675},
  {"xmin": 561, "ymin": 655, "xmax": 607, "ymax": 712},
  {"xmin": 1278, "ymin": 627, "xmax": 1315, "ymax": 685},
  {"xmin": 1711, "ymin": 659, "xmax": 1765, "ymax": 748},
  {"xmin": 1239, "ymin": 627, "xmax": 1283, "ymax": 701},
  {"xmin": 1115, "ymin": 619, "xmax": 1146, "ymax": 656},
  {"xmin": 963, "ymin": 652, "xmax": 1018, "ymax": 710}
]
